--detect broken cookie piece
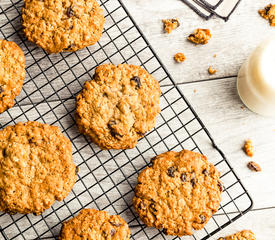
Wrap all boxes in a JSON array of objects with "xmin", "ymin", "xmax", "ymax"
[
  {"xmin": 162, "ymin": 19, "xmax": 180, "ymax": 34},
  {"xmin": 208, "ymin": 66, "xmax": 217, "ymax": 75},
  {"xmin": 188, "ymin": 28, "xmax": 211, "ymax": 45},
  {"xmin": 174, "ymin": 53, "xmax": 186, "ymax": 63},
  {"xmin": 244, "ymin": 140, "xmax": 254, "ymax": 157},
  {"xmin": 259, "ymin": 4, "xmax": 275, "ymax": 26},
  {"xmin": 247, "ymin": 161, "xmax": 262, "ymax": 172}
]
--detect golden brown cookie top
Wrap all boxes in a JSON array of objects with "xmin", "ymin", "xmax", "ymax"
[
  {"xmin": 133, "ymin": 149, "xmax": 222, "ymax": 236},
  {"xmin": 59, "ymin": 209, "xmax": 131, "ymax": 240},
  {"xmin": 219, "ymin": 230, "xmax": 256, "ymax": 240},
  {"xmin": 22, "ymin": 0, "xmax": 105, "ymax": 53},
  {"xmin": 75, "ymin": 64, "xmax": 161, "ymax": 150},
  {"xmin": 0, "ymin": 39, "xmax": 25, "ymax": 113},
  {"xmin": 0, "ymin": 121, "xmax": 76, "ymax": 215}
]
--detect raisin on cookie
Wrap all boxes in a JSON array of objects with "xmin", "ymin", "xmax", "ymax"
[
  {"xmin": 133, "ymin": 149, "xmax": 222, "ymax": 236},
  {"xmin": 0, "ymin": 39, "xmax": 25, "ymax": 113},
  {"xmin": 75, "ymin": 64, "xmax": 161, "ymax": 150},
  {"xmin": 22, "ymin": 0, "xmax": 105, "ymax": 53},
  {"xmin": 218, "ymin": 230, "xmax": 256, "ymax": 240},
  {"xmin": 0, "ymin": 121, "xmax": 76, "ymax": 215},
  {"xmin": 59, "ymin": 209, "xmax": 131, "ymax": 240}
]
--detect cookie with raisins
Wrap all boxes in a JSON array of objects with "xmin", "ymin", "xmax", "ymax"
[
  {"xmin": 59, "ymin": 209, "xmax": 131, "ymax": 240},
  {"xmin": 0, "ymin": 121, "xmax": 76, "ymax": 215},
  {"xmin": 218, "ymin": 230, "xmax": 256, "ymax": 240},
  {"xmin": 0, "ymin": 39, "xmax": 25, "ymax": 113},
  {"xmin": 22, "ymin": 0, "xmax": 105, "ymax": 53},
  {"xmin": 133, "ymin": 149, "xmax": 222, "ymax": 236},
  {"xmin": 75, "ymin": 64, "xmax": 161, "ymax": 149}
]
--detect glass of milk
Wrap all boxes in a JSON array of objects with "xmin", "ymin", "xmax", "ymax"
[{"xmin": 237, "ymin": 37, "xmax": 275, "ymax": 117}]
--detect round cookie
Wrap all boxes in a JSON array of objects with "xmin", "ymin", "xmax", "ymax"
[
  {"xmin": 133, "ymin": 149, "xmax": 223, "ymax": 236},
  {"xmin": 219, "ymin": 230, "xmax": 256, "ymax": 240},
  {"xmin": 0, "ymin": 39, "xmax": 25, "ymax": 113},
  {"xmin": 75, "ymin": 64, "xmax": 161, "ymax": 150},
  {"xmin": 22, "ymin": 0, "xmax": 105, "ymax": 53},
  {"xmin": 59, "ymin": 209, "xmax": 131, "ymax": 240},
  {"xmin": 0, "ymin": 121, "xmax": 77, "ymax": 215}
]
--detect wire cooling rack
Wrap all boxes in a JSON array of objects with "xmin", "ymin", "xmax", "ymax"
[
  {"xmin": 0, "ymin": 0, "xmax": 252, "ymax": 239},
  {"xmin": 180, "ymin": 0, "xmax": 242, "ymax": 21}
]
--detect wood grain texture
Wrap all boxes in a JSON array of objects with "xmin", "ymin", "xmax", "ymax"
[
  {"xmin": 122, "ymin": 0, "xmax": 275, "ymax": 83},
  {"xmin": 179, "ymin": 78, "xmax": 275, "ymax": 210}
]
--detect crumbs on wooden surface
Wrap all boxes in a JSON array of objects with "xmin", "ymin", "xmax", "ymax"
[
  {"xmin": 247, "ymin": 161, "xmax": 262, "ymax": 172},
  {"xmin": 162, "ymin": 19, "xmax": 180, "ymax": 34},
  {"xmin": 208, "ymin": 66, "xmax": 217, "ymax": 75},
  {"xmin": 244, "ymin": 140, "xmax": 254, "ymax": 157},
  {"xmin": 174, "ymin": 53, "xmax": 186, "ymax": 63},
  {"xmin": 259, "ymin": 4, "xmax": 275, "ymax": 26},
  {"xmin": 188, "ymin": 28, "xmax": 211, "ymax": 45}
]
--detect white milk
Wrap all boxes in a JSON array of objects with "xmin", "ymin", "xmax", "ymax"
[{"xmin": 237, "ymin": 37, "xmax": 275, "ymax": 117}]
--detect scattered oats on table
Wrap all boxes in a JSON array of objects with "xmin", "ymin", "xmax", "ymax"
[
  {"xmin": 259, "ymin": 4, "xmax": 275, "ymax": 26},
  {"xmin": 162, "ymin": 18, "xmax": 180, "ymax": 34},
  {"xmin": 174, "ymin": 53, "xmax": 186, "ymax": 63},
  {"xmin": 188, "ymin": 28, "xmax": 211, "ymax": 45},
  {"xmin": 208, "ymin": 66, "xmax": 217, "ymax": 75},
  {"xmin": 244, "ymin": 139, "xmax": 254, "ymax": 157}
]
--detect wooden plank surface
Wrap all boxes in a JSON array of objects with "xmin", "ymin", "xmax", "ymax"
[
  {"xmin": 123, "ymin": 0, "xmax": 275, "ymax": 83},
  {"xmin": 1, "ymin": 0, "xmax": 275, "ymax": 239}
]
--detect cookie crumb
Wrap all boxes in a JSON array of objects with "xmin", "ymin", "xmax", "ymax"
[
  {"xmin": 208, "ymin": 66, "xmax": 217, "ymax": 75},
  {"xmin": 162, "ymin": 19, "xmax": 180, "ymax": 34},
  {"xmin": 174, "ymin": 53, "xmax": 186, "ymax": 63},
  {"xmin": 259, "ymin": 4, "xmax": 275, "ymax": 26},
  {"xmin": 244, "ymin": 140, "xmax": 254, "ymax": 157},
  {"xmin": 247, "ymin": 161, "xmax": 262, "ymax": 172},
  {"xmin": 188, "ymin": 28, "xmax": 211, "ymax": 44}
]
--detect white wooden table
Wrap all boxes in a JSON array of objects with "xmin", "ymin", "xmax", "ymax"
[
  {"xmin": 121, "ymin": 0, "xmax": 275, "ymax": 238},
  {"xmin": 1, "ymin": 0, "xmax": 275, "ymax": 239}
]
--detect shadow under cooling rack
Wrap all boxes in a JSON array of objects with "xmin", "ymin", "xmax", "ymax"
[{"xmin": 0, "ymin": 0, "xmax": 252, "ymax": 239}]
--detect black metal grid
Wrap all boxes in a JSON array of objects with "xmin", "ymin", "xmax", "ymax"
[
  {"xmin": 180, "ymin": 0, "xmax": 242, "ymax": 21},
  {"xmin": 0, "ymin": 0, "xmax": 252, "ymax": 239}
]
